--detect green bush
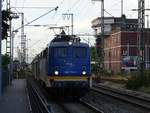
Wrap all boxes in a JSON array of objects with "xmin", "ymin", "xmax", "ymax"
[
  {"xmin": 91, "ymin": 64, "xmax": 97, "ymax": 74},
  {"xmin": 126, "ymin": 70, "xmax": 150, "ymax": 89},
  {"xmin": 126, "ymin": 75, "xmax": 144, "ymax": 89},
  {"xmin": 144, "ymin": 70, "xmax": 150, "ymax": 86}
]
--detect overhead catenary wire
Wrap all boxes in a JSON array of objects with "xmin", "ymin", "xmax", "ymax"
[
  {"xmin": 104, "ymin": 9, "xmax": 114, "ymax": 17},
  {"xmin": 54, "ymin": 0, "xmax": 81, "ymax": 26},
  {"xmin": 66, "ymin": 0, "xmax": 81, "ymax": 12},
  {"xmin": 58, "ymin": 0, "xmax": 65, "ymax": 8},
  {"xmin": 13, "ymin": 6, "xmax": 59, "ymax": 60},
  {"xmin": 53, "ymin": 0, "xmax": 66, "ymax": 25},
  {"xmin": 11, "ymin": 6, "xmax": 56, "ymax": 9},
  {"xmin": 80, "ymin": 0, "xmax": 91, "ymax": 15},
  {"xmin": 103, "ymin": 0, "xmax": 124, "ymax": 17},
  {"xmin": 14, "ymin": 6, "xmax": 58, "ymax": 31}
]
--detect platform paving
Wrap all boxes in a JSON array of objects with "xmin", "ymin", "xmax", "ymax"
[{"xmin": 0, "ymin": 79, "xmax": 30, "ymax": 113}]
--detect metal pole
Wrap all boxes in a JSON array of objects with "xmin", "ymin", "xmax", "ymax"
[
  {"xmin": 10, "ymin": 30, "xmax": 18, "ymax": 80},
  {"xmin": 101, "ymin": 0, "xmax": 104, "ymax": 45},
  {"xmin": 10, "ymin": 26, "xmax": 12, "ymax": 84},
  {"xmin": 71, "ymin": 14, "xmax": 73, "ymax": 35},
  {"xmin": 138, "ymin": 0, "xmax": 145, "ymax": 75},
  {"xmin": 62, "ymin": 13, "xmax": 73, "ymax": 35},
  {"xmin": 101, "ymin": 0, "xmax": 104, "ymax": 70},
  {"xmin": 146, "ymin": 15, "xmax": 149, "ymax": 28},
  {"xmin": 6, "ymin": 0, "xmax": 12, "ymax": 84},
  {"xmin": 68, "ymin": 26, "xmax": 70, "ymax": 35},
  {"xmin": 0, "ymin": 0, "xmax": 2, "ymax": 99},
  {"xmin": 91, "ymin": 0, "xmax": 104, "ymax": 81},
  {"xmin": 26, "ymin": 36, "xmax": 28, "ymax": 63},
  {"xmin": 8, "ymin": 2, "xmax": 12, "ymax": 82},
  {"xmin": 21, "ymin": 13, "xmax": 25, "ymax": 63},
  {"xmin": 21, "ymin": 13, "xmax": 23, "ymax": 63},
  {"xmin": 121, "ymin": 0, "xmax": 123, "ymax": 16},
  {"xmin": 11, "ymin": 31, "xmax": 15, "ymax": 80}
]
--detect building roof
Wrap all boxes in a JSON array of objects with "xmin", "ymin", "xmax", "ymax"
[
  {"xmin": 91, "ymin": 15, "xmax": 139, "ymax": 34},
  {"xmin": 91, "ymin": 15, "xmax": 138, "ymax": 28}
]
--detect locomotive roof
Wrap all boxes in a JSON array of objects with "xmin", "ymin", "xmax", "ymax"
[
  {"xmin": 49, "ymin": 41, "xmax": 89, "ymax": 47},
  {"xmin": 49, "ymin": 30, "xmax": 89, "ymax": 47}
]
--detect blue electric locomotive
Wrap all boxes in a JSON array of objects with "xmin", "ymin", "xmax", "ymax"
[{"xmin": 32, "ymin": 31, "xmax": 91, "ymax": 96}]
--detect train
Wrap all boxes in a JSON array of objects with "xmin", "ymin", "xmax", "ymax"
[{"xmin": 31, "ymin": 30, "xmax": 92, "ymax": 97}]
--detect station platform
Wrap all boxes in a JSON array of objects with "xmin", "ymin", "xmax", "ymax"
[{"xmin": 0, "ymin": 79, "xmax": 30, "ymax": 113}]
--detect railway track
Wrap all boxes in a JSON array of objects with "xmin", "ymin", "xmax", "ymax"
[
  {"xmin": 27, "ymin": 79, "xmax": 51, "ymax": 113},
  {"xmin": 27, "ymin": 78, "xmax": 104, "ymax": 113},
  {"xmin": 92, "ymin": 84, "xmax": 150, "ymax": 111},
  {"xmin": 56, "ymin": 100, "xmax": 104, "ymax": 113},
  {"xmin": 79, "ymin": 99, "xmax": 104, "ymax": 113}
]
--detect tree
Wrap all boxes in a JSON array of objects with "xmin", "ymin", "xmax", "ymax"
[
  {"xmin": 2, "ymin": 54, "xmax": 10, "ymax": 70},
  {"xmin": 90, "ymin": 46, "xmax": 96, "ymax": 61},
  {"xmin": 90, "ymin": 46, "xmax": 97, "ymax": 74}
]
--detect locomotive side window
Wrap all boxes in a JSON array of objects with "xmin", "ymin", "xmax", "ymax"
[
  {"xmin": 73, "ymin": 47, "xmax": 87, "ymax": 58},
  {"xmin": 54, "ymin": 47, "xmax": 67, "ymax": 57}
]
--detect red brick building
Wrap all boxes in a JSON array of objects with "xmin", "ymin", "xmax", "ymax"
[
  {"xmin": 92, "ymin": 15, "xmax": 150, "ymax": 74},
  {"xmin": 104, "ymin": 31, "xmax": 150, "ymax": 74}
]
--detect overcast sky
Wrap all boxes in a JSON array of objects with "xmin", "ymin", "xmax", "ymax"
[{"xmin": 2, "ymin": 0, "xmax": 150, "ymax": 62}]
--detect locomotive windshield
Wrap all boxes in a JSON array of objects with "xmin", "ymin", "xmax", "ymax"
[
  {"xmin": 73, "ymin": 47, "xmax": 87, "ymax": 58},
  {"xmin": 53, "ymin": 47, "xmax": 87, "ymax": 58},
  {"xmin": 54, "ymin": 47, "xmax": 67, "ymax": 57}
]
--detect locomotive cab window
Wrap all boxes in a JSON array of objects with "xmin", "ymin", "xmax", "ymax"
[
  {"xmin": 73, "ymin": 47, "xmax": 87, "ymax": 58},
  {"xmin": 54, "ymin": 47, "xmax": 67, "ymax": 57}
]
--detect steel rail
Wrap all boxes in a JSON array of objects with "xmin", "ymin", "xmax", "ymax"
[
  {"xmin": 93, "ymin": 84, "xmax": 150, "ymax": 101},
  {"xmin": 27, "ymin": 79, "xmax": 51, "ymax": 113},
  {"xmin": 92, "ymin": 84, "xmax": 150, "ymax": 110},
  {"xmin": 27, "ymin": 78, "xmax": 72, "ymax": 113},
  {"xmin": 27, "ymin": 78, "xmax": 104, "ymax": 113},
  {"xmin": 80, "ymin": 99, "xmax": 105, "ymax": 113}
]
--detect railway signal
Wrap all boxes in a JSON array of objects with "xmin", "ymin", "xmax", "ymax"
[{"xmin": 2, "ymin": 10, "xmax": 11, "ymax": 40}]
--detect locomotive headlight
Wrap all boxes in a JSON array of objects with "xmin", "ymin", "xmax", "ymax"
[
  {"xmin": 82, "ymin": 71, "xmax": 86, "ymax": 75},
  {"xmin": 54, "ymin": 71, "xmax": 59, "ymax": 75},
  {"xmin": 68, "ymin": 41, "xmax": 72, "ymax": 45}
]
